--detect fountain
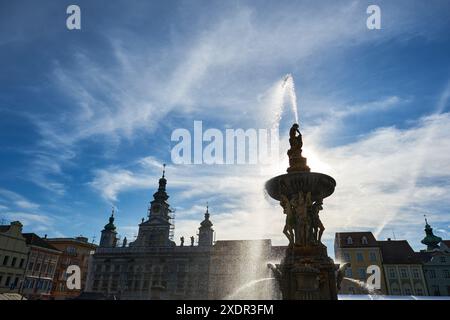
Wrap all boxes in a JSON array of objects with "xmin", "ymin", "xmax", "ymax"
[{"xmin": 265, "ymin": 122, "xmax": 338, "ymax": 300}]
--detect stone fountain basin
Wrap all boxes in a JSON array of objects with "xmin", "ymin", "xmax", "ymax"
[{"xmin": 265, "ymin": 172, "xmax": 336, "ymax": 202}]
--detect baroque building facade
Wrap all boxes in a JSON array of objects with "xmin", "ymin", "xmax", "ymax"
[
  {"xmin": 21, "ymin": 233, "xmax": 61, "ymax": 299},
  {"xmin": 46, "ymin": 236, "xmax": 97, "ymax": 299},
  {"xmin": 378, "ymin": 239, "xmax": 428, "ymax": 296},
  {"xmin": 334, "ymin": 232, "xmax": 387, "ymax": 294},
  {"xmin": 416, "ymin": 219, "xmax": 450, "ymax": 296},
  {"xmin": 0, "ymin": 221, "xmax": 28, "ymax": 294},
  {"xmin": 86, "ymin": 169, "xmax": 281, "ymax": 299}
]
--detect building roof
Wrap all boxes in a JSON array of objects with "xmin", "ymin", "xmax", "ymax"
[
  {"xmin": 335, "ymin": 232, "xmax": 378, "ymax": 248},
  {"xmin": 378, "ymin": 240, "xmax": 422, "ymax": 264},
  {"xmin": 46, "ymin": 237, "xmax": 97, "ymax": 249},
  {"xmin": 415, "ymin": 251, "xmax": 433, "ymax": 263},
  {"xmin": 22, "ymin": 233, "xmax": 61, "ymax": 252},
  {"xmin": 442, "ymin": 240, "xmax": 450, "ymax": 247}
]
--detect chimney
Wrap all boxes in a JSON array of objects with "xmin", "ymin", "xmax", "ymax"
[{"xmin": 44, "ymin": 234, "xmax": 47, "ymax": 239}]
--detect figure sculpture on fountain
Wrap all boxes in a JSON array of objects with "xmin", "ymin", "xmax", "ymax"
[
  {"xmin": 310, "ymin": 199, "xmax": 325, "ymax": 244},
  {"xmin": 287, "ymin": 123, "xmax": 310, "ymax": 173},
  {"xmin": 280, "ymin": 194, "xmax": 295, "ymax": 246},
  {"xmin": 279, "ymin": 189, "xmax": 325, "ymax": 247}
]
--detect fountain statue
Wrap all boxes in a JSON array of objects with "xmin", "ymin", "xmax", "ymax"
[{"xmin": 265, "ymin": 123, "xmax": 338, "ymax": 300}]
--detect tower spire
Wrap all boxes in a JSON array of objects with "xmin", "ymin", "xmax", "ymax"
[
  {"xmin": 162, "ymin": 163, "xmax": 166, "ymax": 178},
  {"xmin": 421, "ymin": 215, "xmax": 442, "ymax": 251},
  {"xmin": 198, "ymin": 203, "xmax": 214, "ymax": 246}
]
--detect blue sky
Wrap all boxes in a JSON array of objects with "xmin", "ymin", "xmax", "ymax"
[{"xmin": 1, "ymin": 0, "xmax": 450, "ymax": 254}]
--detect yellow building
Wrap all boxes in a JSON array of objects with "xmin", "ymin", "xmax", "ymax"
[
  {"xmin": 0, "ymin": 221, "xmax": 29, "ymax": 294},
  {"xmin": 379, "ymin": 239, "xmax": 428, "ymax": 296},
  {"xmin": 334, "ymin": 232, "xmax": 387, "ymax": 294}
]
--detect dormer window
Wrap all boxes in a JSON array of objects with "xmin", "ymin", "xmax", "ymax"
[
  {"xmin": 346, "ymin": 236, "xmax": 353, "ymax": 245},
  {"xmin": 361, "ymin": 236, "xmax": 368, "ymax": 245}
]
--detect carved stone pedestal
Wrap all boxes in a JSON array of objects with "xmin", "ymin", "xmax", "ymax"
[
  {"xmin": 265, "ymin": 123, "xmax": 338, "ymax": 300},
  {"xmin": 278, "ymin": 245, "xmax": 337, "ymax": 300}
]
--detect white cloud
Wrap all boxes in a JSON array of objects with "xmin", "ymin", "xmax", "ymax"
[
  {"xmin": 0, "ymin": 189, "xmax": 40, "ymax": 210},
  {"xmin": 3, "ymin": 212, "xmax": 52, "ymax": 228},
  {"xmin": 19, "ymin": 1, "xmax": 447, "ymax": 198},
  {"xmin": 90, "ymin": 100, "xmax": 450, "ymax": 251}
]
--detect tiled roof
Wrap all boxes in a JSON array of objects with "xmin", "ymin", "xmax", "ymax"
[
  {"xmin": 46, "ymin": 237, "xmax": 97, "ymax": 248},
  {"xmin": 335, "ymin": 232, "xmax": 378, "ymax": 247},
  {"xmin": 441, "ymin": 240, "xmax": 450, "ymax": 247},
  {"xmin": 378, "ymin": 240, "xmax": 422, "ymax": 264},
  {"xmin": 414, "ymin": 251, "xmax": 433, "ymax": 263},
  {"xmin": 22, "ymin": 233, "xmax": 61, "ymax": 252}
]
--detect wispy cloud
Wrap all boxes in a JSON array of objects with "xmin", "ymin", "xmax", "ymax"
[
  {"xmin": 0, "ymin": 188, "xmax": 40, "ymax": 210},
  {"xmin": 89, "ymin": 94, "xmax": 450, "ymax": 250},
  {"xmin": 20, "ymin": 1, "xmax": 442, "ymax": 195}
]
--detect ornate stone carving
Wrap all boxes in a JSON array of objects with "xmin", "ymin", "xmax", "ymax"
[{"xmin": 266, "ymin": 122, "xmax": 338, "ymax": 300}]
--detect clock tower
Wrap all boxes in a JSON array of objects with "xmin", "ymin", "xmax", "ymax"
[{"xmin": 133, "ymin": 164, "xmax": 175, "ymax": 247}]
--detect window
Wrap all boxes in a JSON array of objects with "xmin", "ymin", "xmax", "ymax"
[
  {"xmin": 143, "ymin": 280, "xmax": 149, "ymax": 291},
  {"xmin": 19, "ymin": 259, "xmax": 25, "ymax": 268},
  {"xmin": 404, "ymin": 287, "xmax": 412, "ymax": 295},
  {"xmin": 356, "ymin": 253, "xmax": 363, "ymax": 262},
  {"xmin": 177, "ymin": 263, "xmax": 187, "ymax": 273},
  {"xmin": 361, "ymin": 236, "xmax": 368, "ymax": 245},
  {"xmin": 443, "ymin": 270, "xmax": 450, "ymax": 279},
  {"xmin": 432, "ymin": 285, "xmax": 440, "ymax": 296},
  {"xmin": 358, "ymin": 268, "xmax": 366, "ymax": 280},
  {"xmin": 440, "ymin": 256, "xmax": 446, "ymax": 263},
  {"xmin": 429, "ymin": 270, "xmax": 436, "ymax": 279},
  {"xmin": 345, "ymin": 268, "xmax": 353, "ymax": 278},
  {"xmin": 92, "ymin": 280, "xmax": 100, "ymax": 291},
  {"xmin": 28, "ymin": 262, "xmax": 34, "ymax": 271},
  {"xmin": 412, "ymin": 268, "xmax": 420, "ymax": 279},
  {"xmin": 416, "ymin": 287, "xmax": 424, "ymax": 296},
  {"xmin": 400, "ymin": 268, "xmax": 408, "ymax": 279},
  {"xmin": 111, "ymin": 280, "xmax": 118, "ymax": 291},
  {"xmin": 2, "ymin": 256, "xmax": 9, "ymax": 266},
  {"xmin": 346, "ymin": 237, "xmax": 353, "ymax": 245},
  {"xmin": 369, "ymin": 252, "xmax": 377, "ymax": 262},
  {"xmin": 5, "ymin": 276, "xmax": 11, "ymax": 286},
  {"xmin": 388, "ymin": 268, "xmax": 396, "ymax": 279},
  {"xmin": 343, "ymin": 252, "xmax": 351, "ymax": 262},
  {"xmin": 66, "ymin": 246, "xmax": 77, "ymax": 255},
  {"xmin": 48, "ymin": 264, "xmax": 54, "ymax": 275},
  {"xmin": 11, "ymin": 257, "xmax": 17, "ymax": 267}
]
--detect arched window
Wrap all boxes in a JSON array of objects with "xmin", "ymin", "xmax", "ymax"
[
  {"xmin": 415, "ymin": 284, "xmax": 424, "ymax": 296},
  {"xmin": 361, "ymin": 236, "xmax": 368, "ymax": 245},
  {"xmin": 346, "ymin": 236, "xmax": 353, "ymax": 245},
  {"xmin": 403, "ymin": 283, "xmax": 412, "ymax": 296},
  {"xmin": 391, "ymin": 282, "xmax": 401, "ymax": 295}
]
